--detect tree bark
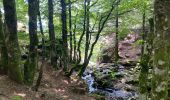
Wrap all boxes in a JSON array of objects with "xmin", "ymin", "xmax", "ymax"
[
  {"xmin": 114, "ymin": 0, "xmax": 119, "ymax": 65},
  {"xmin": 48, "ymin": 0, "xmax": 57, "ymax": 68},
  {"xmin": 3, "ymin": 0, "xmax": 23, "ymax": 83},
  {"xmin": 84, "ymin": 0, "xmax": 90, "ymax": 65},
  {"xmin": 73, "ymin": 12, "xmax": 78, "ymax": 62},
  {"xmin": 68, "ymin": 0, "xmax": 73, "ymax": 62},
  {"xmin": 139, "ymin": 8, "xmax": 149, "ymax": 99},
  {"xmin": 24, "ymin": 0, "xmax": 38, "ymax": 85},
  {"xmin": 61, "ymin": 0, "xmax": 68, "ymax": 71},
  {"xmin": 33, "ymin": 0, "xmax": 45, "ymax": 91},
  {"xmin": 0, "ymin": 10, "xmax": 8, "ymax": 74},
  {"xmin": 152, "ymin": 0, "xmax": 170, "ymax": 99}
]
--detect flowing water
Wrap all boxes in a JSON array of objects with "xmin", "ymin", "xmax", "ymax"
[{"xmin": 82, "ymin": 64, "xmax": 139, "ymax": 100}]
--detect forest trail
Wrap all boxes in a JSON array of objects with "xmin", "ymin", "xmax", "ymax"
[
  {"xmin": 0, "ymin": 65, "xmax": 95, "ymax": 100},
  {"xmin": 0, "ymin": 33, "xmax": 140, "ymax": 100}
]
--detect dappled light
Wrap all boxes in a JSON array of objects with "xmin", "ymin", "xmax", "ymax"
[{"xmin": 0, "ymin": 0, "xmax": 170, "ymax": 99}]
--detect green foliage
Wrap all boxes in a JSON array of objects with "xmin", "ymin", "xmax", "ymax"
[
  {"xmin": 16, "ymin": 0, "xmax": 28, "ymax": 23},
  {"xmin": 110, "ymin": 71, "xmax": 116, "ymax": 79},
  {"xmin": 136, "ymin": 39, "xmax": 144, "ymax": 45},
  {"xmin": 13, "ymin": 96, "xmax": 22, "ymax": 100}
]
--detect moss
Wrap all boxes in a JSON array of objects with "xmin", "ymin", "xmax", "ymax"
[
  {"xmin": 24, "ymin": 53, "xmax": 38, "ymax": 85},
  {"xmin": 151, "ymin": 1, "xmax": 170, "ymax": 98},
  {"xmin": 13, "ymin": 95, "xmax": 22, "ymax": 100},
  {"xmin": 7, "ymin": 42, "xmax": 24, "ymax": 83}
]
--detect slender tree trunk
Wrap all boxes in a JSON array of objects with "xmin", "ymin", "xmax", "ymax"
[
  {"xmin": 78, "ymin": 2, "xmax": 116, "ymax": 76},
  {"xmin": 24, "ymin": 0, "xmax": 38, "ymax": 85},
  {"xmin": 3, "ymin": 0, "xmax": 23, "ymax": 83},
  {"xmin": 139, "ymin": 9, "xmax": 148, "ymax": 99},
  {"xmin": 77, "ymin": 0, "xmax": 87, "ymax": 63},
  {"xmin": 61, "ymin": 0, "xmax": 68, "ymax": 71},
  {"xmin": 0, "ymin": 11, "xmax": 8, "ymax": 74},
  {"xmin": 151, "ymin": 0, "xmax": 170, "ymax": 99},
  {"xmin": 73, "ymin": 13, "xmax": 78, "ymax": 61},
  {"xmin": 48, "ymin": 0, "xmax": 57, "ymax": 68},
  {"xmin": 68, "ymin": 0, "xmax": 73, "ymax": 62},
  {"xmin": 141, "ymin": 11, "xmax": 146, "ymax": 56},
  {"xmin": 114, "ymin": 0, "xmax": 119, "ymax": 65},
  {"xmin": 84, "ymin": 0, "xmax": 90, "ymax": 64},
  {"xmin": 33, "ymin": 0, "xmax": 45, "ymax": 91}
]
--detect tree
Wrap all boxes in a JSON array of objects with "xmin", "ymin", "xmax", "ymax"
[
  {"xmin": 78, "ymin": 0, "xmax": 120, "ymax": 76},
  {"xmin": 48, "ymin": 0, "xmax": 57, "ymax": 68},
  {"xmin": 139, "ymin": 1, "xmax": 147, "ymax": 99},
  {"xmin": 151, "ymin": 0, "xmax": 170, "ymax": 99},
  {"xmin": 114, "ymin": 0, "xmax": 120, "ymax": 65},
  {"xmin": 77, "ymin": 0, "xmax": 87, "ymax": 63},
  {"xmin": 33, "ymin": 0, "xmax": 45, "ymax": 91},
  {"xmin": 24, "ymin": 0, "xmax": 38, "ymax": 85},
  {"xmin": 3, "ymin": 0, "xmax": 23, "ymax": 83},
  {"xmin": 0, "ymin": 10, "xmax": 8, "ymax": 74},
  {"xmin": 84, "ymin": 0, "xmax": 90, "ymax": 68},
  {"xmin": 73, "ymin": 11, "xmax": 78, "ymax": 62},
  {"xmin": 60, "ymin": 0, "xmax": 68, "ymax": 71},
  {"xmin": 68, "ymin": 0, "xmax": 73, "ymax": 62}
]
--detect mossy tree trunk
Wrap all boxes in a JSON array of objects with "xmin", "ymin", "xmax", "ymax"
[
  {"xmin": 3, "ymin": 0, "xmax": 23, "ymax": 83},
  {"xmin": 24, "ymin": 0, "xmax": 38, "ymax": 85},
  {"xmin": 33, "ymin": 0, "xmax": 45, "ymax": 91},
  {"xmin": 139, "ymin": 18, "xmax": 154, "ymax": 99},
  {"xmin": 151, "ymin": 0, "xmax": 170, "ymax": 99},
  {"xmin": 0, "ymin": 11, "xmax": 8, "ymax": 74},
  {"xmin": 139, "ymin": 7, "xmax": 148, "ymax": 99}
]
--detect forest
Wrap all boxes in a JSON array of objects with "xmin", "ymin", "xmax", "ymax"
[{"xmin": 0, "ymin": 0, "xmax": 169, "ymax": 100}]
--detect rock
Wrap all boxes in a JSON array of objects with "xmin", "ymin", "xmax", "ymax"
[
  {"xmin": 120, "ymin": 60, "xmax": 137, "ymax": 67},
  {"xmin": 125, "ymin": 80, "xmax": 139, "ymax": 86},
  {"xmin": 121, "ymin": 42, "xmax": 132, "ymax": 46},
  {"xmin": 40, "ymin": 91, "xmax": 62, "ymax": 100},
  {"xmin": 70, "ymin": 86, "xmax": 87, "ymax": 95},
  {"xmin": 115, "ymin": 72, "xmax": 124, "ymax": 78}
]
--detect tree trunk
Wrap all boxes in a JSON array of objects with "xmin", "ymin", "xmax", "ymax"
[
  {"xmin": 48, "ymin": 0, "xmax": 57, "ymax": 68},
  {"xmin": 77, "ymin": 0, "xmax": 87, "ymax": 63},
  {"xmin": 114, "ymin": 0, "xmax": 119, "ymax": 65},
  {"xmin": 33, "ymin": 0, "xmax": 45, "ymax": 91},
  {"xmin": 0, "ymin": 10, "xmax": 8, "ymax": 74},
  {"xmin": 61, "ymin": 0, "xmax": 68, "ymax": 71},
  {"xmin": 68, "ymin": 0, "xmax": 73, "ymax": 62},
  {"xmin": 3, "ymin": 0, "xmax": 23, "ymax": 83},
  {"xmin": 139, "ymin": 8, "xmax": 148, "ymax": 100},
  {"xmin": 24, "ymin": 0, "xmax": 38, "ymax": 85},
  {"xmin": 73, "ymin": 13, "xmax": 78, "ymax": 62},
  {"xmin": 152, "ymin": 0, "xmax": 170, "ymax": 99},
  {"xmin": 78, "ymin": 1, "xmax": 116, "ymax": 76},
  {"xmin": 84, "ymin": 0, "xmax": 90, "ymax": 65}
]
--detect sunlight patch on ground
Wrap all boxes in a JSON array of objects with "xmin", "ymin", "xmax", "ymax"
[
  {"xmin": 14, "ymin": 92, "xmax": 26, "ymax": 97},
  {"xmin": 53, "ymin": 88, "xmax": 65, "ymax": 93}
]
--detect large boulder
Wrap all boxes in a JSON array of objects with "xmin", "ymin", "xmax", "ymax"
[
  {"xmin": 97, "ymin": 33, "xmax": 116, "ymax": 64},
  {"xmin": 98, "ymin": 33, "xmax": 140, "ymax": 65}
]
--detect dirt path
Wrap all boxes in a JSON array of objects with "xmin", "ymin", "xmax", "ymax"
[{"xmin": 0, "ymin": 65, "xmax": 95, "ymax": 100}]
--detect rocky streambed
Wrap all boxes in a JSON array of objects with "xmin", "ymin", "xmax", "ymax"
[{"xmin": 82, "ymin": 63, "xmax": 139, "ymax": 100}]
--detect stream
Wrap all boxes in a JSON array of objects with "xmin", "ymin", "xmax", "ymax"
[{"xmin": 82, "ymin": 64, "xmax": 139, "ymax": 100}]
